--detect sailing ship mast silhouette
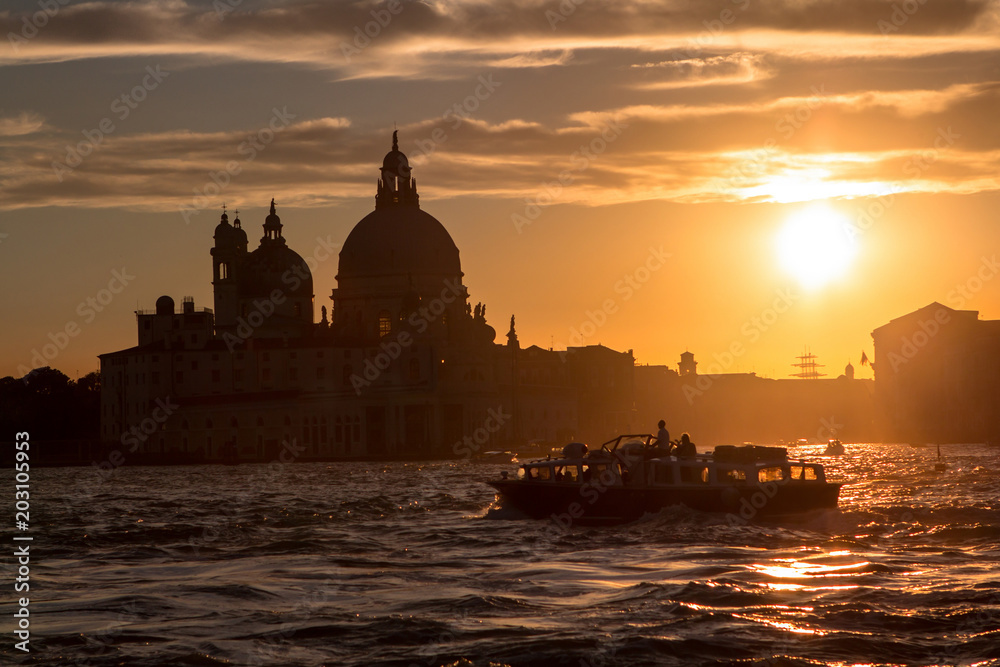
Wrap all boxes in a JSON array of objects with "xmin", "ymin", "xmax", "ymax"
[{"xmin": 792, "ymin": 348, "xmax": 826, "ymax": 379}]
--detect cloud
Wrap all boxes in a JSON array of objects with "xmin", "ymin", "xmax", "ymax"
[
  {"xmin": 1, "ymin": 86, "xmax": 997, "ymax": 215},
  {"xmin": 1, "ymin": 0, "xmax": 997, "ymax": 71},
  {"xmin": 1, "ymin": 1, "xmax": 997, "ymax": 212},
  {"xmin": 0, "ymin": 111, "xmax": 46, "ymax": 136}
]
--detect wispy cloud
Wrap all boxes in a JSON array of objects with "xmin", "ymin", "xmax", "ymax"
[{"xmin": 0, "ymin": 111, "xmax": 46, "ymax": 136}]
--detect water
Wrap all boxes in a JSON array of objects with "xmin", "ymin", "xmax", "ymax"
[{"xmin": 7, "ymin": 443, "xmax": 1000, "ymax": 666}]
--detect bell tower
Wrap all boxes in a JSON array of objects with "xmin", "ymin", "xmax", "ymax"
[{"xmin": 211, "ymin": 206, "xmax": 247, "ymax": 332}]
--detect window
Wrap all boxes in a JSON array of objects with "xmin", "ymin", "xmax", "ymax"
[
  {"xmin": 804, "ymin": 466, "xmax": 818, "ymax": 481},
  {"xmin": 679, "ymin": 465, "xmax": 709, "ymax": 483},
  {"xmin": 378, "ymin": 310, "xmax": 392, "ymax": 338},
  {"xmin": 758, "ymin": 466, "xmax": 786, "ymax": 483},
  {"xmin": 560, "ymin": 466, "xmax": 579, "ymax": 482},
  {"xmin": 220, "ymin": 262, "xmax": 229, "ymax": 279},
  {"xmin": 409, "ymin": 358, "xmax": 420, "ymax": 382},
  {"xmin": 191, "ymin": 360, "xmax": 198, "ymax": 370},
  {"xmin": 289, "ymin": 368, "xmax": 298, "ymax": 381},
  {"xmin": 720, "ymin": 468, "xmax": 747, "ymax": 483},
  {"xmin": 211, "ymin": 370, "xmax": 220, "ymax": 383},
  {"xmin": 151, "ymin": 372, "xmax": 160, "ymax": 384},
  {"xmin": 316, "ymin": 366, "xmax": 325, "ymax": 380},
  {"xmin": 653, "ymin": 464, "xmax": 673, "ymax": 485},
  {"xmin": 294, "ymin": 303, "xmax": 302, "ymax": 317},
  {"xmin": 343, "ymin": 364, "xmax": 352, "ymax": 386},
  {"xmin": 175, "ymin": 371, "xmax": 183, "ymax": 383}
]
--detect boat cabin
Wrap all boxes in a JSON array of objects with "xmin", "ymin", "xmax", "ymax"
[{"xmin": 514, "ymin": 436, "xmax": 828, "ymax": 489}]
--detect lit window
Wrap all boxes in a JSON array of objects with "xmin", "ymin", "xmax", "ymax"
[
  {"xmin": 758, "ymin": 466, "xmax": 786, "ymax": 483},
  {"xmin": 378, "ymin": 311, "xmax": 392, "ymax": 338}
]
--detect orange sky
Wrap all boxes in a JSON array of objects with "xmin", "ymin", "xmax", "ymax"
[{"xmin": 2, "ymin": 0, "xmax": 999, "ymax": 379}]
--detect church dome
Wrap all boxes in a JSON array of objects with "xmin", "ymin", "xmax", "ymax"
[
  {"xmin": 242, "ymin": 243, "xmax": 312, "ymax": 297},
  {"xmin": 240, "ymin": 200, "xmax": 312, "ymax": 298},
  {"xmin": 339, "ymin": 131, "xmax": 460, "ymax": 280},
  {"xmin": 338, "ymin": 206, "xmax": 461, "ymax": 279},
  {"xmin": 381, "ymin": 129, "xmax": 411, "ymax": 179},
  {"xmin": 382, "ymin": 148, "xmax": 411, "ymax": 179},
  {"xmin": 214, "ymin": 211, "xmax": 236, "ymax": 246}
]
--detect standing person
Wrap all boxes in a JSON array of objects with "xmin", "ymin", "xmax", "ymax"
[{"xmin": 656, "ymin": 420, "xmax": 671, "ymax": 448}]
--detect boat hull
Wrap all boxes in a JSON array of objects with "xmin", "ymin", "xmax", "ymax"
[{"xmin": 488, "ymin": 479, "xmax": 842, "ymax": 523}]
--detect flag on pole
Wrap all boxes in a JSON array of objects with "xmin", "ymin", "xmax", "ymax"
[{"xmin": 861, "ymin": 351, "xmax": 870, "ymax": 366}]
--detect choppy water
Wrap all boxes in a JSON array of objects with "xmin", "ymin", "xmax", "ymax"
[{"xmin": 6, "ymin": 443, "xmax": 1000, "ymax": 666}]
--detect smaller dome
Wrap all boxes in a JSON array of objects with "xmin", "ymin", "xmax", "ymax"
[
  {"xmin": 155, "ymin": 295, "xmax": 174, "ymax": 315},
  {"xmin": 214, "ymin": 210, "xmax": 236, "ymax": 246},
  {"xmin": 263, "ymin": 197, "xmax": 282, "ymax": 234},
  {"xmin": 382, "ymin": 150, "xmax": 411, "ymax": 178},
  {"xmin": 381, "ymin": 130, "xmax": 411, "ymax": 178}
]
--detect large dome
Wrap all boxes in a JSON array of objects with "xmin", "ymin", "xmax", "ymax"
[
  {"xmin": 339, "ymin": 207, "xmax": 462, "ymax": 279},
  {"xmin": 241, "ymin": 242, "xmax": 312, "ymax": 297}
]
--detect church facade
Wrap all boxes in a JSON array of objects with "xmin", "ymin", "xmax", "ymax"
[{"xmin": 99, "ymin": 135, "xmax": 636, "ymax": 462}]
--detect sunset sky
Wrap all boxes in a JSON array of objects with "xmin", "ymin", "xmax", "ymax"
[{"xmin": 2, "ymin": 0, "xmax": 999, "ymax": 380}]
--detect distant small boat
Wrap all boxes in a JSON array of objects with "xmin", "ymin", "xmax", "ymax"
[
  {"xmin": 933, "ymin": 444, "xmax": 948, "ymax": 472},
  {"xmin": 823, "ymin": 439, "xmax": 845, "ymax": 456},
  {"xmin": 474, "ymin": 450, "xmax": 517, "ymax": 464}
]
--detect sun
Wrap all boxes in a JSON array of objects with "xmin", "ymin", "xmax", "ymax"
[{"xmin": 776, "ymin": 204, "xmax": 857, "ymax": 289}]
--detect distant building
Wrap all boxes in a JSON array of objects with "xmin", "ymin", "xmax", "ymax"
[
  {"xmin": 871, "ymin": 302, "xmax": 1000, "ymax": 443},
  {"xmin": 633, "ymin": 352, "xmax": 875, "ymax": 446},
  {"xmin": 99, "ymin": 134, "xmax": 634, "ymax": 462}
]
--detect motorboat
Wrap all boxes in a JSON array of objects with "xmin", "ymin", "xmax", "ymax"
[
  {"xmin": 473, "ymin": 450, "xmax": 517, "ymax": 464},
  {"xmin": 823, "ymin": 439, "xmax": 845, "ymax": 455},
  {"xmin": 487, "ymin": 434, "xmax": 843, "ymax": 524}
]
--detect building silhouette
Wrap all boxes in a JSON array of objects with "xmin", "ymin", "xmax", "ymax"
[
  {"xmin": 634, "ymin": 352, "xmax": 875, "ymax": 445},
  {"xmin": 871, "ymin": 302, "xmax": 1000, "ymax": 443},
  {"xmin": 99, "ymin": 134, "xmax": 634, "ymax": 462}
]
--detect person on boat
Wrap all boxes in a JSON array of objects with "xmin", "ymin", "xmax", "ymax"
[
  {"xmin": 649, "ymin": 420, "xmax": 673, "ymax": 457},
  {"xmin": 656, "ymin": 419, "xmax": 670, "ymax": 444},
  {"xmin": 676, "ymin": 433, "xmax": 697, "ymax": 458}
]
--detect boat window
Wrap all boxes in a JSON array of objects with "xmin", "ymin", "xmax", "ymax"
[
  {"xmin": 653, "ymin": 464, "xmax": 672, "ymax": 485},
  {"xmin": 562, "ymin": 466, "xmax": 579, "ymax": 483},
  {"xmin": 758, "ymin": 466, "xmax": 785, "ymax": 483},
  {"xmin": 790, "ymin": 465, "xmax": 804, "ymax": 480},
  {"xmin": 517, "ymin": 467, "xmax": 527, "ymax": 480},
  {"xmin": 719, "ymin": 468, "xmax": 746, "ymax": 483},
  {"xmin": 535, "ymin": 466, "xmax": 551, "ymax": 481},
  {"xmin": 804, "ymin": 466, "xmax": 818, "ymax": 481},
  {"xmin": 680, "ymin": 465, "xmax": 709, "ymax": 483}
]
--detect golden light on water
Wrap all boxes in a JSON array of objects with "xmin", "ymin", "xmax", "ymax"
[{"xmin": 776, "ymin": 204, "xmax": 858, "ymax": 289}]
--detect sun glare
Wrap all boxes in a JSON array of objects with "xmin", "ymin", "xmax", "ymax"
[{"xmin": 776, "ymin": 205, "xmax": 857, "ymax": 289}]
